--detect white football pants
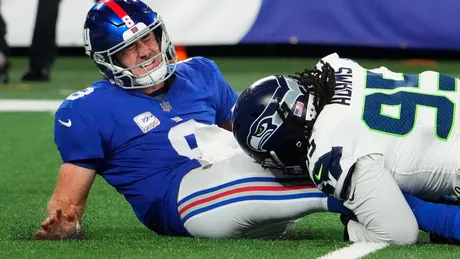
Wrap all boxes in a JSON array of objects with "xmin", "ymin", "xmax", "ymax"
[
  {"xmin": 177, "ymin": 151, "xmax": 329, "ymax": 239},
  {"xmin": 344, "ymin": 155, "xmax": 419, "ymax": 244}
]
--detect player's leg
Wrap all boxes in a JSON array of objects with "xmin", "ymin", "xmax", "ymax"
[
  {"xmin": 177, "ymin": 151, "xmax": 330, "ymax": 239},
  {"xmin": 22, "ymin": 0, "xmax": 61, "ymax": 81},
  {"xmin": 343, "ymin": 155, "xmax": 419, "ymax": 244},
  {"xmin": 391, "ymin": 167, "xmax": 459, "ymax": 200},
  {"xmin": 0, "ymin": 11, "xmax": 9, "ymax": 83},
  {"xmin": 403, "ymin": 193, "xmax": 460, "ymax": 243}
]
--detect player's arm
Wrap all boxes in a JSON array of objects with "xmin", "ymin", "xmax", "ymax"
[
  {"xmin": 203, "ymin": 58, "xmax": 238, "ymax": 130},
  {"xmin": 37, "ymin": 99, "xmax": 105, "ymax": 240},
  {"xmin": 36, "ymin": 163, "xmax": 96, "ymax": 240},
  {"xmin": 403, "ymin": 193, "xmax": 460, "ymax": 242},
  {"xmin": 218, "ymin": 119, "xmax": 233, "ymax": 131}
]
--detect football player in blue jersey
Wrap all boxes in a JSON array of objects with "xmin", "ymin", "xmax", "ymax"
[
  {"xmin": 232, "ymin": 53, "xmax": 460, "ymax": 244},
  {"xmin": 35, "ymin": 0, "xmax": 358, "ymax": 240}
]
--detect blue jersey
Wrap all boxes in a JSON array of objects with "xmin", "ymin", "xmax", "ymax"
[{"xmin": 54, "ymin": 57, "xmax": 238, "ymax": 236}]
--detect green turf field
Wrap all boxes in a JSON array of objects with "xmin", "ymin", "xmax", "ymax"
[{"xmin": 2, "ymin": 57, "xmax": 460, "ymax": 258}]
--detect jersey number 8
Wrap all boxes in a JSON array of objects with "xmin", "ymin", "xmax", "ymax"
[{"xmin": 66, "ymin": 87, "xmax": 95, "ymax": 101}]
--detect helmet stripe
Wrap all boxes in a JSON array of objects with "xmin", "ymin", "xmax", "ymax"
[{"xmin": 102, "ymin": 0, "xmax": 135, "ymax": 28}]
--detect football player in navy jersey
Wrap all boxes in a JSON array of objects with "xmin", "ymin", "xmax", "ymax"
[{"xmin": 35, "ymin": 0, "xmax": 357, "ymax": 240}]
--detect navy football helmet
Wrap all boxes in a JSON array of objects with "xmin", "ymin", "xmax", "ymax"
[
  {"xmin": 83, "ymin": 0, "xmax": 176, "ymax": 89},
  {"xmin": 232, "ymin": 75, "xmax": 317, "ymax": 172}
]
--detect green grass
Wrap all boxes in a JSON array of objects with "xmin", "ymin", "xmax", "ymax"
[
  {"xmin": 0, "ymin": 112, "xmax": 345, "ymax": 258},
  {"xmin": 2, "ymin": 57, "xmax": 460, "ymax": 258},
  {"xmin": 2, "ymin": 56, "xmax": 460, "ymax": 99}
]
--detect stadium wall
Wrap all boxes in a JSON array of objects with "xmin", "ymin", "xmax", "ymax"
[{"xmin": 5, "ymin": 0, "xmax": 460, "ymax": 59}]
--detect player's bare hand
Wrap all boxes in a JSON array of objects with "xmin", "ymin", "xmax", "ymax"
[{"xmin": 35, "ymin": 205, "xmax": 82, "ymax": 240}]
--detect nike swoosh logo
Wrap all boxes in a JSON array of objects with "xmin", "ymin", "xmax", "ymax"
[
  {"xmin": 314, "ymin": 164, "xmax": 323, "ymax": 181},
  {"xmin": 58, "ymin": 119, "xmax": 72, "ymax": 127},
  {"xmin": 349, "ymin": 187, "xmax": 356, "ymax": 202}
]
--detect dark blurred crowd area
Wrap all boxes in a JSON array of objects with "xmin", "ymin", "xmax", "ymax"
[
  {"xmin": 1, "ymin": 0, "xmax": 459, "ymax": 85},
  {"xmin": 0, "ymin": 0, "xmax": 98, "ymax": 84}
]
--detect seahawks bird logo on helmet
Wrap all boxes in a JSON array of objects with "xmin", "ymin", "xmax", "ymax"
[{"xmin": 233, "ymin": 75, "xmax": 316, "ymax": 172}]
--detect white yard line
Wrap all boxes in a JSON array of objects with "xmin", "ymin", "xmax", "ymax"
[
  {"xmin": 0, "ymin": 99, "xmax": 61, "ymax": 112},
  {"xmin": 318, "ymin": 242, "xmax": 389, "ymax": 259}
]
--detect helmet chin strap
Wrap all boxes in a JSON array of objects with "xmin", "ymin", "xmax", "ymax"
[
  {"xmin": 269, "ymin": 151, "xmax": 285, "ymax": 167},
  {"xmin": 111, "ymin": 53, "xmax": 172, "ymax": 89},
  {"xmin": 264, "ymin": 151, "xmax": 304, "ymax": 174},
  {"xmin": 133, "ymin": 58, "xmax": 168, "ymax": 86}
]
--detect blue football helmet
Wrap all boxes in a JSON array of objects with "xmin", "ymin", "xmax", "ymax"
[
  {"xmin": 232, "ymin": 75, "xmax": 317, "ymax": 172},
  {"xmin": 83, "ymin": 0, "xmax": 176, "ymax": 89}
]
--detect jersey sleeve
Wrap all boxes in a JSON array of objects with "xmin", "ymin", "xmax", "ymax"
[
  {"xmin": 206, "ymin": 59, "xmax": 238, "ymax": 125},
  {"xmin": 54, "ymin": 104, "xmax": 106, "ymax": 164},
  {"xmin": 307, "ymin": 130, "xmax": 357, "ymax": 200}
]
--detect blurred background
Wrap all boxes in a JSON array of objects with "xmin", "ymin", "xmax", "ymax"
[
  {"xmin": 1, "ymin": 2, "xmax": 460, "ymax": 257},
  {"xmin": 1, "ymin": 0, "xmax": 460, "ymax": 103}
]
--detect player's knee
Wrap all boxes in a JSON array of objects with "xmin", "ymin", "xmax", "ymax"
[
  {"xmin": 184, "ymin": 216, "xmax": 238, "ymax": 239},
  {"xmin": 387, "ymin": 219, "xmax": 419, "ymax": 245},
  {"xmin": 185, "ymin": 223, "xmax": 232, "ymax": 239}
]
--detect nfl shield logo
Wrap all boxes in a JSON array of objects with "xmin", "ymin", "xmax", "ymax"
[
  {"xmin": 160, "ymin": 101, "xmax": 172, "ymax": 112},
  {"xmin": 130, "ymin": 26, "xmax": 139, "ymax": 33}
]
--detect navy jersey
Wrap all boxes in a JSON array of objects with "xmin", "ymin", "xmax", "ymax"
[{"xmin": 54, "ymin": 57, "xmax": 238, "ymax": 236}]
